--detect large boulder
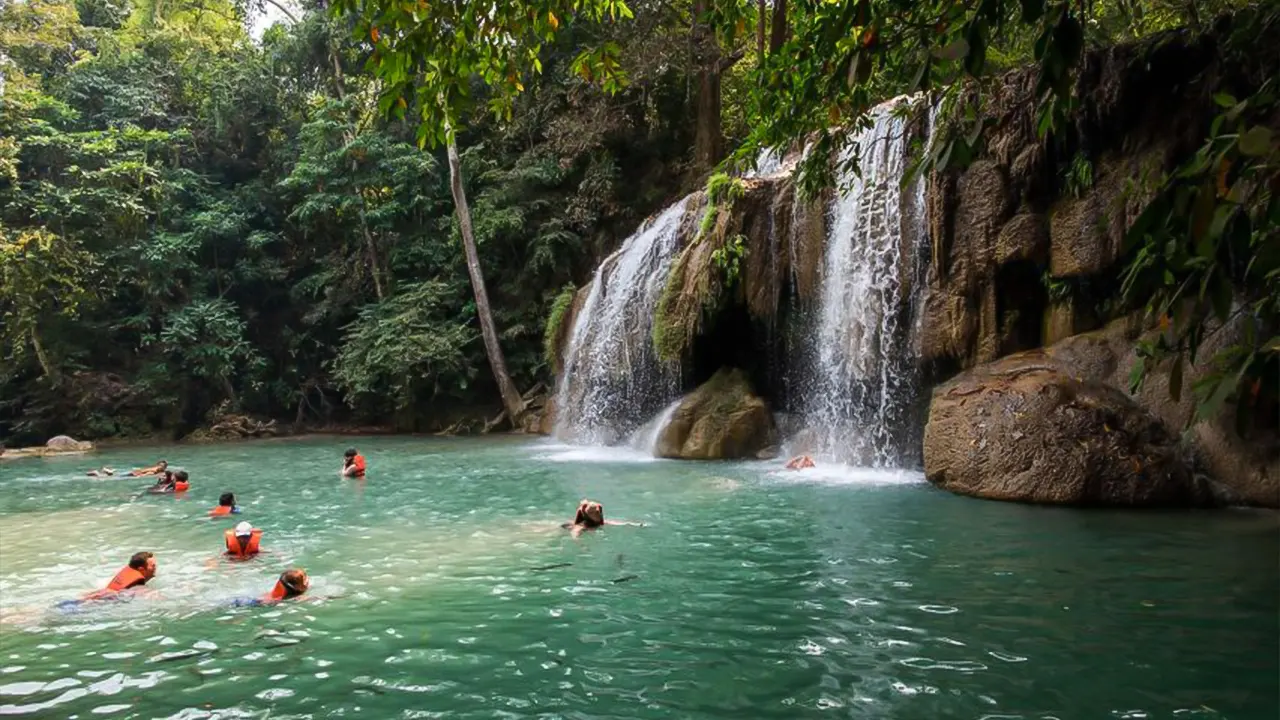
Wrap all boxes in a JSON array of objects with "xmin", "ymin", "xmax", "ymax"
[
  {"xmin": 923, "ymin": 352, "xmax": 1215, "ymax": 506},
  {"xmin": 46, "ymin": 435, "xmax": 92, "ymax": 452},
  {"xmin": 654, "ymin": 368, "xmax": 777, "ymax": 460}
]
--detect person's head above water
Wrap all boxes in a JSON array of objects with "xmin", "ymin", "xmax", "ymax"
[
  {"xmin": 279, "ymin": 569, "xmax": 309, "ymax": 598},
  {"xmin": 344, "ymin": 448, "xmax": 357, "ymax": 459},
  {"xmin": 574, "ymin": 500, "xmax": 605, "ymax": 527},
  {"xmin": 156, "ymin": 460, "xmax": 168, "ymax": 469},
  {"xmin": 174, "ymin": 469, "xmax": 189, "ymax": 482},
  {"xmin": 219, "ymin": 492, "xmax": 236, "ymax": 507},
  {"xmin": 129, "ymin": 551, "xmax": 157, "ymax": 579},
  {"xmin": 234, "ymin": 521, "xmax": 254, "ymax": 538}
]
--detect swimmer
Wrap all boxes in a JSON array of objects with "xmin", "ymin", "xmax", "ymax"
[
  {"xmin": 86, "ymin": 467, "xmax": 116, "ymax": 478},
  {"xmin": 229, "ymin": 569, "xmax": 311, "ymax": 607},
  {"xmin": 562, "ymin": 499, "xmax": 642, "ymax": 537},
  {"xmin": 128, "ymin": 460, "xmax": 168, "ymax": 477},
  {"xmin": 81, "ymin": 551, "xmax": 157, "ymax": 601},
  {"xmin": 146, "ymin": 469, "xmax": 188, "ymax": 493},
  {"xmin": 210, "ymin": 492, "xmax": 242, "ymax": 516},
  {"xmin": 342, "ymin": 447, "xmax": 366, "ymax": 478},
  {"xmin": 785, "ymin": 454, "xmax": 815, "ymax": 470},
  {"xmin": 224, "ymin": 521, "xmax": 263, "ymax": 559}
]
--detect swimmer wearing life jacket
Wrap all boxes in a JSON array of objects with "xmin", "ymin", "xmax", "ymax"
[
  {"xmin": 562, "ymin": 500, "xmax": 642, "ymax": 537},
  {"xmin": 128, "ymin": 460, "xmax": 168, "ymax": 477},
  {"xmin": 785, "ymin": 454, "xmax": 816, "ymax": 470},
  {"xmin": 147, "ymin": 469, "xmax": 189, "ymax": 494},
  {"xmin": 210, "ymin": 492, "xmax": 242, "ymax": 516},
  {"xmin": 262, "ymin": 569, "xmax": 309, "ymax": 604},
  {"xmin": 224, "ymin": 521, "xmax": 263, "ymax": 559},
  {"xmin": 342, "ymin": 448, "xmax": 366, "ymax": 478},
  {"xmin": 82, "ymin": 552, "xmax": 156, "ymax": 601}
]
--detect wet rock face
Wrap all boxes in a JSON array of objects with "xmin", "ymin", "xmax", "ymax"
[
  {"xmin": 923, "ymin": 352, "xmax": 1214, "ymax": 507},
  {"xmin": 654, "ymin": 368, "xmax": 777, "ymax": 460}
]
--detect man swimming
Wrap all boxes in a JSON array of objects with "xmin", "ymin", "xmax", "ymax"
[
  {"xmin": 128, "ymin": 460, "xmax": 168, "ymax": 477},
  {"xmin": 224, "ymin": 521, "xmax": 263, "ymax": 559},
  {"xmin": 86, "ymin": 467, "xmax": 115, "ymax": 478},
  {"xmin": 563, "ymin": 500, "xmax": 642, "ymax": 537},
  {"xmin": 342, "ymin": 448, "xmax": 366, "ymax": 477},
  {"xmin": 82, "ymin": 552, "xmax": 157, "ymax": 600}
]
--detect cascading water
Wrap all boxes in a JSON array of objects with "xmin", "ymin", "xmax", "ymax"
[
  {"xmin": 793, "ymin": 98, "xmax": 929, "ymax": 467},
  {"xmin": 554, "ymin": 197, "xmax": 692, "ymax": 444}
]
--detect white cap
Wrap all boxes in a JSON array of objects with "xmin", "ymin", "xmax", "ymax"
[{"xmin": 234, "ymin": 521, "xmax": 254, "ymax": 537}]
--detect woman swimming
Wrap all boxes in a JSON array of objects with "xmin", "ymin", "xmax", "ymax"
[{"xmin": 562, "ymin": 500, "xmax": 642, "ymax": 537}]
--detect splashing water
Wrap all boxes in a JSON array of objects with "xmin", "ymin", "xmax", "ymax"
[
  {"xmin": 796, "ymin": 98, "xmax": 929, "ymax": 467},
  {"xmin": 555, "ymin": 197, "xmax": 692, "ymax": 445}
]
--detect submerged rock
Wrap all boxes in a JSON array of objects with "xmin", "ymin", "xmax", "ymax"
[
  {"xmin": 654, "ymin": 368, "xmax": 777, "ymax": 460},
  {"xmin": 923, "ymin": 352, "xmax": 1214, "ymax": 506}
]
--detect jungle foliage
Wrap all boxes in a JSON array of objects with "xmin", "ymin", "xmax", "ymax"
[{"xmin": 1, "ymin": 0, "xmax": 1273, "ymax": 442}]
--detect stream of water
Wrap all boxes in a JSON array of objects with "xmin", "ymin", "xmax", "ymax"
[{"xmin": 0, "ymin": 437, "xmax": 1275, "ymax": 718}]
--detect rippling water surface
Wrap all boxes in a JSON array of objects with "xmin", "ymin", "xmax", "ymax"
[{"xmin": 0, "ymin": 436, "xmax": 1276, "ymax": 719}]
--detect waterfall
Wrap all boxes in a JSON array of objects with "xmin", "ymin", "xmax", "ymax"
[
  {"xmin": 627, "ymin": 398, "xmax": 684, "ymax": 455},
  {"xmin": 554, "ymin": 197, "xmax": 692, "ymax": 444},
  {"xmin": 794, "ymin": 98, "xmax": 928, "ymax": 467}
]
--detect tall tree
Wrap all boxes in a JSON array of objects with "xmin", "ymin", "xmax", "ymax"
[{"xmin": 329, "ymin": 0, "xmax": 633, "ymax": 423}]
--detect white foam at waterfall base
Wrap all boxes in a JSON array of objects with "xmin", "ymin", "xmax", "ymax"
[
  {"xmin": 553, "ymin": 197, "xmax": 691, "ymax": 445},
  {"xmin": 627, "ymin": 398, "xmax": 684, "ymax": 455},
  {"xmin": 795, "ymin": 98, "xmax": 927, "ymax": 468}
]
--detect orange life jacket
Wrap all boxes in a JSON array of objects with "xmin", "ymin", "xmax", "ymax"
[
  {"xmin": 224, "ymin": 529, "xmax": 262, "ymax": 558},
  {"xmin": 83, "ymin": 565, "xmax": 148, "ymax": 600},
  {"xmin": 210, "ymin": 505, "xmax": 232, "ymax": 516},
  {"xmin": 346, "ymin": 454, "xmax": 366, "ymax": 476},
  {"xmin": 174, "ymin": 481, "xmax": 190, "ymax": 492},
  {"xmin": 263, "ymin": 579, "xmax": 289, "ymax": 602}
]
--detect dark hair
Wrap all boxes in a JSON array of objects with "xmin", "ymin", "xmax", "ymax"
[
  {"xmin": 280, "ymin": 569, "xmax": 307, "ymax": 597},
  {"xmin": 174, "ymin": 470, "xmax": 189, "ymax": 482},
  {"xmin": 219, "ymin": 492, "xmax": 235, "ymax": 506},
  {"xmin": 344, "ymin": 448, "xmax": 357, "ymax": 457},
  {"xmin": 157, "ymin": 460, "xmax": 168, "ymax": 467},
  {"xmin": 128, "ymin": 551, "xmax": 154, "ymax": 569}
]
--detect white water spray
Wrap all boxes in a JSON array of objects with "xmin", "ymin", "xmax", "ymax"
[{"xmin": 554, "ymin": 198, "xmax": 692, "ymax": 444}]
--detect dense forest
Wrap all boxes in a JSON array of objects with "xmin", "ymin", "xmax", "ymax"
[{"xmin": 1, "ymin": 0, "xmax": 1274, "ymax": 444}]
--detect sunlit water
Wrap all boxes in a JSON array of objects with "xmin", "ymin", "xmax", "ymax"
[{"xmin": 0, "ymin": 437, "xmax": 1276, "ymax": 719}]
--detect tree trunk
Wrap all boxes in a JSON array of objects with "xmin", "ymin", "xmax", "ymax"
[
  {"xmin": 769, "ymin": 0, "xmax": 788, "ymax": 54},
  {"xmin": 691, "ymin": 0, "xmax": 724, "ymax": 178},
  {"xmin": 445, "ymin": 135, "xmax": 526, "ymax": 423},
  {"xmin": 756, "ymin": 0, "xmax": 766, "ymax": 67},
  {"xmin": 30, "ymin": 329, "xmax": 60, "ymax": 385},
  {"xmin": 359, "ymin": 219, "xmax": 385, "ymax": 300}
]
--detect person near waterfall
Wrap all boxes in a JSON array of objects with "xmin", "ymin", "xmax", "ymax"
[{"xmin": 786, "ymin": 455, "xmax": 816, "ymax": 470}]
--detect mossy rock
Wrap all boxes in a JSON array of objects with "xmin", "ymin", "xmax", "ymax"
[{"xmin": 654, "ymin": 368, "xmax": 777, "ymax": 460}]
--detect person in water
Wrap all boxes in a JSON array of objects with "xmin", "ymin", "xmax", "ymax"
[
  {"xmin": 264, "ymin": 569, "xmax": 310, "ymax": 603},
  {"xmin": 563, "ymin": 500, "xmax": 641, "ymax": 537},
  {"xmin": 86, "ymin": 467, "xmax": 115, "ymax": 478},
  {"xmin": 342, "ymin": 448, "xmax": 366, "ymax": 478},
  {"xmin": 210, "ymin": 492, "xmax": 242, "ymax": 516},
  {"xmin": 230, "ymin": 569, "xmax": 310, "ymax": 607},
  {"xmin": 128, "ymin": 460, "xmax": 168, "ymax": 477},
  {"xmin": 785, "ymin": 455, "xmax": 816, "ymax": 470},
  {"xmin": 82, "ymin": 552, "xmax": 157, "ymax": 601},
  {"xmin": 147, "ymin": 469, "xmax": 189, "ymax": 493},
  {"xmin": 224, "ymin": 521, "xmax": 263, "ymax": 559}
]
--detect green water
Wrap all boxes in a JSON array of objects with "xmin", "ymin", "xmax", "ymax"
[{"xmin": 0, "ymin": 437, "xmax": 1276, "ymax": 719}]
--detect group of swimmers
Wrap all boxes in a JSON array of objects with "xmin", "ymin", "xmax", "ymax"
[
  {"xmin": 74, "ymin": 452, "xmax": 346, "ymax": 608},
  {"xmin": 76, "ymin": 445, "xmax": 645, "ymax": 610}
]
